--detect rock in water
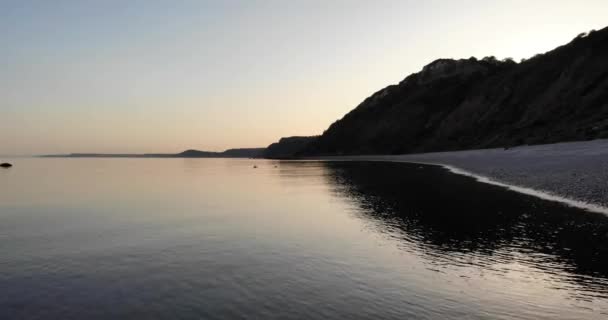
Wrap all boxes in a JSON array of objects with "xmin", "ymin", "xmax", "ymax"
[{"xmin": 0, "ymin": 163, "xmax": 12, "ymax": 168}]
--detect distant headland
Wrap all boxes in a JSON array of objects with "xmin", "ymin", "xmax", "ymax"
[{"xmin": 41, "ymin": 148, "xmax": 265, "ymax": 159}]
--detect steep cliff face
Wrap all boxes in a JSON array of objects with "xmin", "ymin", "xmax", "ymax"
[{"xmin": 302, "ymin": 27, "xmax": 608, "ymax": 155}]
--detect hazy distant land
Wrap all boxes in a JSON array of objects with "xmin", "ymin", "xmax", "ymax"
[{"xmin": 41, "ymin": 148, "xmax": 265, "ymax": 159}]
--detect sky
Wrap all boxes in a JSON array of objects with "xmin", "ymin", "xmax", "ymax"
[{"xmin": 1, "ymin": 0, "xmax": 607, "ymax": 155}]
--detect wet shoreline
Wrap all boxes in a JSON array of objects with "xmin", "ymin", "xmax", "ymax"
[{"xmin": 307, "ymin": 139, "xmax": 608, "ymax": 214}]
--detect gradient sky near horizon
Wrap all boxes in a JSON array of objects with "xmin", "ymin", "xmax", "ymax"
[{"xmin": 1, "ymin": 0, "xmax": 607, "ymax": 155}]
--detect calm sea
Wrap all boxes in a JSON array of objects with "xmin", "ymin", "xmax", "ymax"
[{"xmin": 1, "ymin": 158, "xmax": 607, "ymax": 319}]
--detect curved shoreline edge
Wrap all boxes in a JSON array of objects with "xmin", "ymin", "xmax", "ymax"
[
  {"xmin": 439, "ymin": 163, "xmax": 608, "ymax": 215},
  {"xmin": 307, "ymin": 157, "xmax": 608, "ymax": 216}
]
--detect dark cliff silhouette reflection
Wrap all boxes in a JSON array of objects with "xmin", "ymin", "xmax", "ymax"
[{"xmin": 314, "ymin": 161, "xmax": 608, "ymax": 298}]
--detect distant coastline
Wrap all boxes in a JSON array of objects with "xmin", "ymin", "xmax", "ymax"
[{"xmin": 41, "ymin": 148, "xmax": 265, "ymax": 159}]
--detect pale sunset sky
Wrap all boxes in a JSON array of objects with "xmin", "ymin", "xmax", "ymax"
[{"xmin": 1, "ymin": 0, "xmax": 607, "ymax": 155}]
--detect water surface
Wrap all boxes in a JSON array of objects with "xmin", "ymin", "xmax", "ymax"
[{"xmin": 1, "ymin": 158, "xmax": 607, "ymax": 319}]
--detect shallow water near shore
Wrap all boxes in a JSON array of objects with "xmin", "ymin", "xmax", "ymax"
[{"xmin": 1, "ymin": 158, "xmax": 608, "ymax": 319}]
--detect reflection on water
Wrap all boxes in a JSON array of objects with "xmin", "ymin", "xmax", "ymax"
[
  {"xmin": 319, "ymin": 162, "xmax": 608, "ymax": 301},
  {"xmin": 1, "ymin": 159, "xmax": 607, "ymax": 319}
]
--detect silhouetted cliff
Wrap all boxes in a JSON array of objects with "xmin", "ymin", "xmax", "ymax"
[
  {"xmin": 177, "ymin": 148, "xmax": 264, "ymax": 158},
  {"xmin": 300, "ymin": 27, "xmax": 608, "ymax": 155},
  {"xmin": 263, "ymin": 136, "xmax": 318, "ymax": 158},
  {"xmin": 219, "ymin": 148, "xmax": 265, "ymax": 158}
]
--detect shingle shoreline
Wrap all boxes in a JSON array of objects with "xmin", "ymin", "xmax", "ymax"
[{"xmin": 308, "ymin": 139, "xmax": 608, "ymax": 214}]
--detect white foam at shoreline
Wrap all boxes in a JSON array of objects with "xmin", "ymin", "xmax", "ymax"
[
  {"xmin": 312, "ymin": 157, "xmax": 608, "ymax": 215},
  {"xmin": 439, "ymin": 163, "xmax": 608, "ymax": 215},
  {"xmin": 376, "ymin": 158, "xmax": 608, "ymax": 215}
]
